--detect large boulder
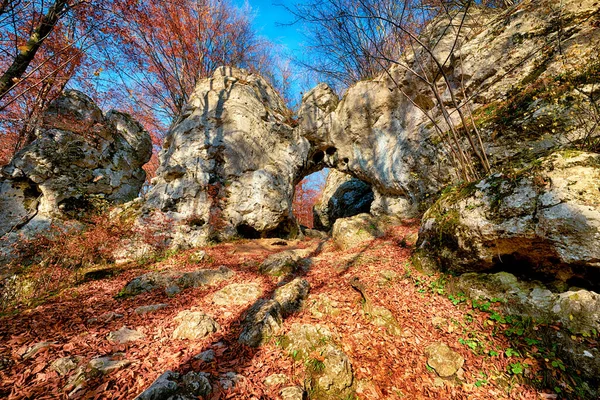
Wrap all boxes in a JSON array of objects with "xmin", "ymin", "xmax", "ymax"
[
  {"xmin": 417, "ymin": 151, "xmax": 600, "ymax": 286},
  {"xmin": 0, "ymin": 90, "xmax": 152, "ymax": 237},
  {"xmin": 144, "ymin": 66, "xmax": 309, "ymax": 245},
  {"xmin": 313, "ymin": 170, "xmax": 374, "ymax": 231},
  {"xmin": 332, "ymin": 214, "xmax": 384, "ymax": 250}
]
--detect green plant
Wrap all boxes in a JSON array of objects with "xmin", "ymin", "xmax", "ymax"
[
  {"xmin": 505, "ymin": 348, "xmax": 520, "ymax": 357},
  {"xmin": 459, "ymin": 337, "xmax": 480, "ymax": 353},
  {"xmin": 306, "ymin": 357, "xmax": 326, "ymax": 373},
  {"xmin": 448, "ymin": 292, "xmax": 466, "ymax": 305},
  {"xmin": 551, "ymin": 359, "xmax": 566, "ymax": 372},
  {"xmin": 429, "ymin": 276, "xmax": 447, "ymax": 295},
  {"xmin": 508, "ymin": 362, "xmax": 524, "ymax": 375}
]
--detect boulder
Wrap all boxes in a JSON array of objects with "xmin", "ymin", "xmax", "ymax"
[
  {"xmin": 172, "ymin": 311, "xmax": 219, "ymax": 340},
  {"xmin": 313, "ymin": 170, "xmax": 374, "ymax": 231},
  {"xmin": 238, "ymin": 299, "xmax": 283, "ymax": 347},
  {"xmin": 212, "ymin": 283, "xmax": 262, "ymax": 306},
  {"xmin": 259, "ymin": 249, "xmax": 311, "ymax": 277},
  {"xmin": 107, "ymin": 326, "xmax": 146, "ymax": 344},
  {"xmin": 418, "ymin": 151, "xmax": 600, "ymax": 285},
  {"xmin": 331, "ymin": 214, "xmax": 383, "ymax": 250},
  {"xmin": 273, "ymin": 278, "xmax": 310, "ymax": 317},
  {"xmin": 0, "ymin": 90, "xmax": 152, "ymax": 237}
]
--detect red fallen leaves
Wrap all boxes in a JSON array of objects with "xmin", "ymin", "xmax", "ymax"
[{"xmin": 0, "ymin": 226, "xmax": 548, "ymax": 399}]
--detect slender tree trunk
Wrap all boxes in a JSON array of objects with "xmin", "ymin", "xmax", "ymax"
[{"xmin": 0, "ymin": 0, "xmax": 69, "ymax": 100}]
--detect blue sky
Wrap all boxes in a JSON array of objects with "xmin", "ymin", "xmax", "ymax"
[{"xmin": 234, "ymin": 1, "xmax": 305, "ymax": 54}]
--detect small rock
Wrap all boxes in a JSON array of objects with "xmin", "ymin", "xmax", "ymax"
[
  {"xmin": 135, "ymin": 304, "xmax": 168, "ymax": 315},
  {"xmin": 280, "ymin": 386, "xmax": 304, "ymax": 400},
  {"xmin": 369, "ymin": 306, "xmax": 402, "ymax": 336},
  {"xmin": 379, "ymin": 270, "xmax": 399, "ymax": 281},
  {"xmin": 165, "ymin": 285, "xmax": 181, "ymax": 296},
  {"xmin": 87, "ymin": 311, "xmax": 123, "ymax": 324},
  {"xmin": 134, "ymin": 371, "xmax": 179, "ymax": 400},
  {"xmin": 259, "ymin": 249, "xmax": 311, "ymax": 276},
  {"xmin": 273, "ymin": 278, "xmax": 310, "ymax": 317},
  {"xmin": 107, "ymin": 326, "xmax": 146, "ymax": 344},
  {"xmin": 263, "ymin": 373, "xmax": 288, "ymax": 387},
  {"xmin": 219, "ymin": 372, "xmax": 243, "ymax": 390},
  {"xmin": 50, "ymin": 356, "xmax": 80, "ymax": 376},
  {"xmin": 173, "ymin": 311, "xmax": 219, "ymax": 340},
  {"xmin": 238, "ymin": 299, "xmax": 282, "ymax": 347},
  {"xmin": 212, "ymin": 283, "xmax": 262, "ymax": 306},
  {"xmin": 194, "ymin": 349, "xmax": 215, "ymax": 363},
  {"xmin": 88, "ymin": 353, "xmax": 131, "ymax": 374},
  {"xmin": 425, "ymin": 342, "xmax": 464, "ymax": 377},
  {"xmin": 21, "ymin": 341, "xmax": 56, "ymax": 359},
  {"xmin": 189, "ymin": 250, "xmax": 207, "ymax": 263},
  {"xmin": 182, "ymin": 371, "xmax": 212, "ymax": 397}
]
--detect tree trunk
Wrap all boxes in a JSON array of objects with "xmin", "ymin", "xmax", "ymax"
[{"xmin": 0, "ymin": 0, "xmax": 69, "ymax": 100}]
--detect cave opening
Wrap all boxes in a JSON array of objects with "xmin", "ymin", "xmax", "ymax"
[{"xmin": 292, "ymin": 168, "xmax": 375, "ymax": 231}]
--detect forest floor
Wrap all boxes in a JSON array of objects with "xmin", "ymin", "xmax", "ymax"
[{"xmin": 0, "ymin": 220, "xmax": 576, "ymax": 399}]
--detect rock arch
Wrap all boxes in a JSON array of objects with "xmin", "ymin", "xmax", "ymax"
[{"xmin": 142, "ymin": 67, "xmax": 435, "ymax": 247}]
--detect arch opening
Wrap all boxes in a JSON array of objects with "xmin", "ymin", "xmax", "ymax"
[{"xmin": 293, "ymin": 168, "xmax": 375, "ymax": 232}]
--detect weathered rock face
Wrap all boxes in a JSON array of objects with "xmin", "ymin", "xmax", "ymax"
[
  {"xmin": 417, "ymin": 151, "xmax": 600, "ymax": 287},
  {"xmin": 139, "ymin": 0, "xmax": 598, "ymax": 244},
  {"xmin": 144, "ymin": 66, "xmax": 309, "ymax": 245},
  {"xmin": 313, "ymin": 170, "xmax": 374, "ymax": 231},
  {"xmin": 297, "ymin": 0, "xmax": 600, "ymax": 214},
  {"xmin": 0, "ymin": 90, "xmax": 152, "ymax": 237}
]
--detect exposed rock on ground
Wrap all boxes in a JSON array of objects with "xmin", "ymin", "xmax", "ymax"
[
  {"xmin": 135, "ymin": 370, "xmax": 211, "ymax": 400},
  {"xmin": 283, "ymin": 324, "xmax": 354, "ymax": 399},
  {"xmin": 280, "ymin": 386, "xmax": 304, "ymax": 400},
  {"xmin": 454, "ymin": 271, "xmax": 600, "ymax": 335},
  {"xmin": 239, "ymin": 278, "xmax": 310, "ymax": 347},
  {"xmin": 331, "ymin": 213, "xmax": 383, "ymax": 250},
  {"xmin": 313, "ymin": 170, "xmax": 374, "ymax": 230},
  {"xmin": 259, "ymin": 249, "xmax": 311, "ymax": 277},
  {"xmin": 0, "ymin": 90, "xmax": 151, "ymax": 238},
  {"xmin": 425, "ymin": 342, "xmax": 464, "ymax": 378},
  {"xmin": 418, "ymin": 151, "xmax": 600, "ymax": 287},
  {"xmin": 135, "ymin": 304, "xmax": 168, "ymax": 315},
  {"xmin": 172, "ymin": 311, "xmax": 220, "ymax": 340},
  {"xmin": 120, "ymin": 266, "xmax": 234, "ymax": 297},
  {"xmin": 212, "ymin": 283, "xmax": 262, "ymax": 306},
  {"xmin": 107, "ymin": 326, "xmax": 146, "ymax": 344}
]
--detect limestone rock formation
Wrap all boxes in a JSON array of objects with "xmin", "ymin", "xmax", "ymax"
[
  {"xmin": 313, "ymin": 170, "xmax": 374, "ymax": 231},
  {"xmin": 144, "ymin": 66, "xmax": 308, "ymax": 246},
  {"xmin": 296, "ymin": 0, "xmax": 600, "ymax": 216},
  {"xmin": 0, "ymin": 90, "xmax": 152, "ymax": 237},
  {"xmin": 417, "ymin": 151, "xmax": 600, "ymax": 286}
]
